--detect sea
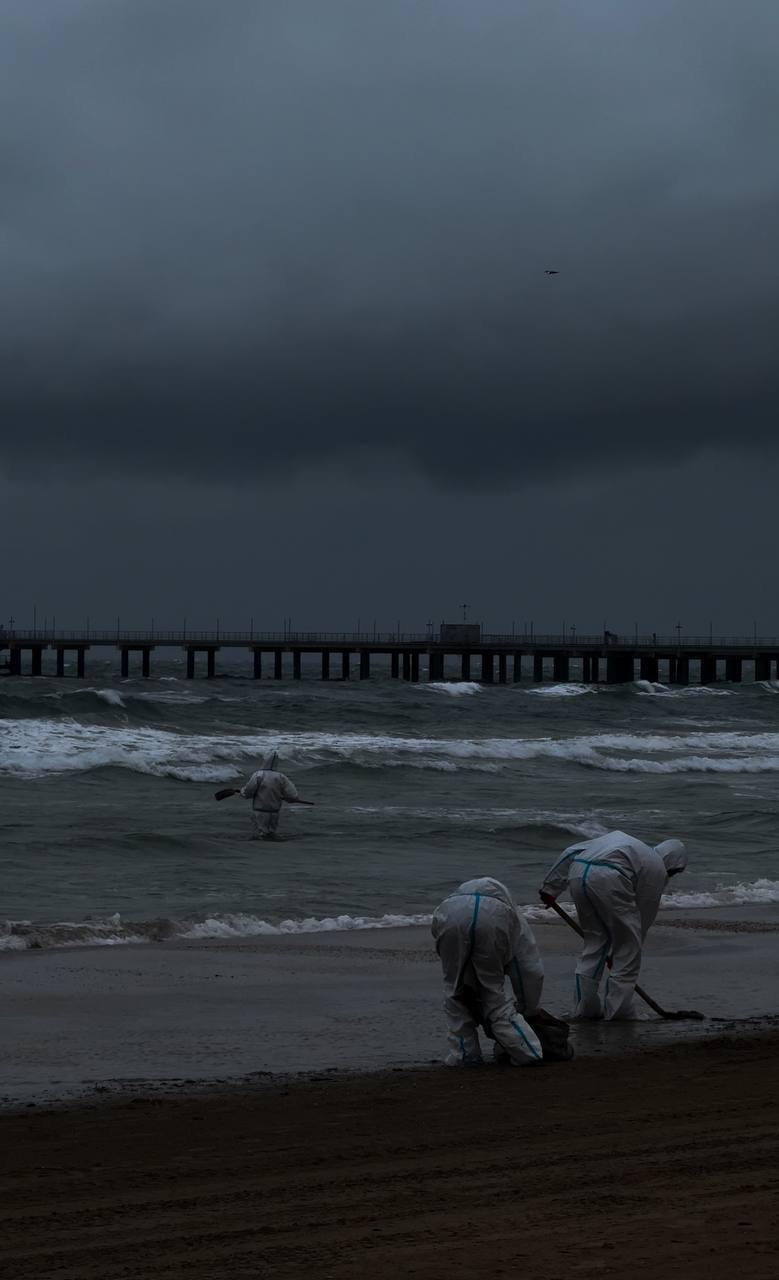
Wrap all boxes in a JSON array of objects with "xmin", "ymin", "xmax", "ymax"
[{"xmin": 2, "ymin": 653, "xmax": 779, "ymax": 952}]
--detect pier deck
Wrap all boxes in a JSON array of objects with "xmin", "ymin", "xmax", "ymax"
[{"xmin": 1, "ymin": 630, "xmax": 778, "ymax": 683}]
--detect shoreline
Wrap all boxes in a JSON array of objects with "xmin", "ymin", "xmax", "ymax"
[{"xmin": 1, "ymin": 1031, "xmax": 777, "ymax": 1278}]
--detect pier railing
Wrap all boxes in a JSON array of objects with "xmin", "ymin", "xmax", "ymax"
[{"xmin": 2, "ymin": 629, "xmax": 779, "ymax": 649}]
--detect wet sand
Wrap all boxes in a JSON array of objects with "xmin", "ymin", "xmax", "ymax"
[
  {"xmin": 1, "ymin": 1031, "xmax": 777, "ymax": 1279},
  {"xmin": 1, "ymin": 910, "xmax": 778, "ymax": 1105}
]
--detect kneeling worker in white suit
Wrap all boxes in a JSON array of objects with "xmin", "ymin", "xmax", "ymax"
[
  {"xmin": 239, "ymin": 750, "xmax": 312, "ymax": 839},
  {"xmin": 432, "ymin": 878, "xmax": 545, "ymax": 1066},
  {"xmin": 539, "ymin": 830, "xmax": 687, "ymax": 1020}
]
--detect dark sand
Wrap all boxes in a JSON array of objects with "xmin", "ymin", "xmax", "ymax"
[{"xmin": 1, "ymin": 1031, "xmax": 777, "ymax": 1279}]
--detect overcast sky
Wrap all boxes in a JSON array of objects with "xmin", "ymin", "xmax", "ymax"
[{"xmin": 2, "ymin": 1, "xmax": 778, "ymax": 632}]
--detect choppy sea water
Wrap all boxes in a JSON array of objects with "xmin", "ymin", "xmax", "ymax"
[{"xmin": 2, "ymin": 654, "xmax": 778, "ymax": 950}]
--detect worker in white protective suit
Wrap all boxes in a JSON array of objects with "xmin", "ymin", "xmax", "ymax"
[
  {"xmin": 431, "ymin": 878, "xmax": 545, "ymax": 1067},
  {"xmin": 239, "ymin": 750, "xmax": 312, "ymax": 839},
  {"xmin": 539, "ymin": 831, "xmax": 687, "ymax": 1020}
]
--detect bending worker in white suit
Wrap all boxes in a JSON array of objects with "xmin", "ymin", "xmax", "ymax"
[
  {"xmin": 432, "ymin": 878, "xmax": 545, "ymax": 1066},
  {"xmin": 539, "ymin": 830, "xmax": 687, "ymax": 1020},
  {"xmin": 239, "ymin": 750, "xmax": 312, "ymax": 839}
]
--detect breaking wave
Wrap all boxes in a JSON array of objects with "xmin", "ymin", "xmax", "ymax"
[
  {"xmin": 660, "ymin": 878, "xmax": 779, "ymax": 910},
  {"xmin": 527, "ymin": 683, "xmax": 595, "ymax": 697},
  {"xmin": 426, "ymin": 681, "xmax": 482, "ymax": 696},
  {"xmin": 3, "ymin": 879, "xmax": 778, "ymax": 952},
  {"xmin": 0, "ymin": 910, "xmax": 435, "ymax": 952},
  {"xmin": 633, "ymin": 680, "xmax": 733, "ymax": 698},
  {"xmin": 5, "ymin": 719, "xmax": 779, "ymax": 779}
]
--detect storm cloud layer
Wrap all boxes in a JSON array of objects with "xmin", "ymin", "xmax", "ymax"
[{"xmin": 2, "ymin": 0, "xmax": 778, "ymax": 488}]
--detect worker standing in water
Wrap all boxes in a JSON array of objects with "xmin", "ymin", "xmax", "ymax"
[
  {"xmin": 539, "ymin": 830, "xmax": 687, "ymax": 1020},
  {"xmin": 238, "ymin": 749, "xmax": 313, "ymax": 840}
]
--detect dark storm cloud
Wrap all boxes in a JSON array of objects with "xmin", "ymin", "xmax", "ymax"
[{"xmin": 1, "ymin": 0, "xmax": 778, "ymax": 486}]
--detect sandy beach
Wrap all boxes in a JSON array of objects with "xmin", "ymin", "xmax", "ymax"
[
  {"xmin": 1, "ymin": 911, "xmax": 777, "ymax": 1105},
  {"xmin": 0, "ymin": 1030, "xmax": 776, "ymax": 1279},
  {"xmin": 0, "ymin": 914, "xmax": 777, "ymax": 1277}
]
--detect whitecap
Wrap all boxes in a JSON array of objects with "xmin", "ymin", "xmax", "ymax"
[
  {"xmin": 634, "ymin": 679, "xmax": 732, "ymax": 698},
  {"xmin": 181, "ymin": 910, "xmax": 434, "ymax": 939},
  {"xmin": 426, "ymin": 681, "xmax": 482, "ymax": 696},
  {"xmin": 633, "ymin": 679, "xmax": 669, "ymax": 695},
  {"xmin": 5, "ymin": 721, "xmax": 779, "ymax": 780},
  {"xmin": 527, "ymin": 683, "xmax": 595, "ymax": 697},
  {"xmin": 661, "ymin": 878, "xmax": 779, "ymax": 909}
]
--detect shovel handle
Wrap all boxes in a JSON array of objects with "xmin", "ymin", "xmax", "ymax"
[{"xmin": 548, "ymin": 898, "xmax": 584, "ymax": 937}]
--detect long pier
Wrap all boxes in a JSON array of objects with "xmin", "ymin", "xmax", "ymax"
[{"xmin": 2, "ymin": 628, "xmax": 779, "ymax": 683}]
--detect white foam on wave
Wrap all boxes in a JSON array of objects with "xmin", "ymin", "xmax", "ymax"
[
  {"xmin": 5, "ymin": 719, "xmax": 779, "ymax": 780},
  {"xmin": 182, "ymin": 911, "xmax": 433, "ymax": 939},
  {"xmin": 634, "ymin": 680, "xmax": 732, "ymax": 698},
  {"xmin": 426, "ymin": 681, "xmax": 482, "ymax": 696},
  {"xmin": 5, "ymin": 879, "xmax": 778, "ymax": 951},
  {"xmin": 93, "ymin": 688, "xmax": 125, "ymax": 708},
  {"xmin": 594, "ymin": 754, "xmax": 779, "ymax": 774},
  {"xmin": 528, "ymin": 683, "xmax": 595, "ymax": 697},
  {"xmin": 0, "ymin": 913, "xmax": 147, "ymax": 951},
  {"xmin": 0, "ymin": 718, "xmax": 241, "ymax": 782},
  {"xmin": 661, "ymin": 878, "xmax": 779, "ymax": 909},
  {"xmin": 0, "ymin": 933, "xmax": 27, "ymax": 951},
  {"xmin": 760, "ymin": 680, "xmax": 779, "ymax": 695},
  {"xmin": 0, "ymin": 910, "xmax": 435, "ymax": 950}
]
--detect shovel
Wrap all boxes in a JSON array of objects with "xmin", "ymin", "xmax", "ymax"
[
  {"xmin": 548, "ymin": 899, "xmax": 704, "ymax": 1021},
  {"xmin": 214, "ymin": 787, "xmax": 315, "ymax": 805}
]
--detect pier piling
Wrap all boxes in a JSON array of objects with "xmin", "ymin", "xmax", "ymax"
[
  {"xmin": 553, "ymin": 654, "xmax": 569, "ymax": 682},
  {"xmin": 725, "ymin": 657, "xmax": 742, "ymax": 682},
  {"xmin": 639, "ymin": 656, "xmax": 658, "ymax": 682}
]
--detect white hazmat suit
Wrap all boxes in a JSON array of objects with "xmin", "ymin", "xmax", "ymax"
[
  {"xmin": 431, "ymin": 878, "xmax": 545, "ymax": 1066},
  {"xmin": 540, "ymin": 831, "xmax": 687, "ymax": 1020},
  {"xmin": 240, "ymin": 751, "xmax": 299, "ymax": 837}
]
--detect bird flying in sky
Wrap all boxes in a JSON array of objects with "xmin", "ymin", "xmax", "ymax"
[{"xmin": 544, "ymin": 269, "xmax": 559, "ymax": 275}]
